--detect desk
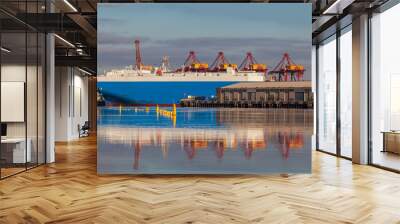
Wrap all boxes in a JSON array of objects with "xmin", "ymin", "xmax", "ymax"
[
  {"xmin": 382, "ymin": 131, "xmax": 400, "ymax": 154},
  {"xmin": 1, "ymin": 138, "xmax": 31, "ymax": 163}
]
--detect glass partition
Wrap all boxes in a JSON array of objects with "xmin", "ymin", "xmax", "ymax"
[
  {"xmin": 1, "ymin": 30, "xmax": 28, "ymax": 177},
  {"xmin": 38, "ymin": 32, "xmax": 46, "ymax": 165},
  {"xmin": 312, "ymin": 45, "xmax": 316, "ymax": 150},
  {"xmin": 370, "ymin": 4, "xmax": 400, "ymax": 171},
  {"xmin": 0, "ymin": 1, "xmax": 46, "ymax": 179},
  {"xmin": 317, "ymin": 35, "xmax": 337, "ymax": 154},
  {"xmin": 27, "ymin": 30, "xmax": 38, "ymax": 169},
  {"xmin": 339, "ymin": 26, "xmax": 352, "ymax": 158}
]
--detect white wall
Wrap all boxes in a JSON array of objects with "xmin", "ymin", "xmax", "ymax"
[
  {"xmin": 55, "ymin": 67, "xmax": 69, "ymax": 141},
  {"xmin": 55, "ymin": 67, "xmax": 89, "ymax": 141},
  {"xmin": 1, "ymin": 65, "xmax": 26, "ymax": 139},
  {"xmin": 71, "ymin": 72, "xmax": 89, "ymax": 138},
  {"xmin": 1, "ymin": 64, "xmax": 26, "ymax": 81},
  {"xmin": 1, "ymin": 63, "xmax": 46, "ymax": 164}
]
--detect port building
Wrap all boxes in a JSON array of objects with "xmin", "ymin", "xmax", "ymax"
[{"xmin": 216, "ymin": 81, "xmax": 313, "ymax": 108}]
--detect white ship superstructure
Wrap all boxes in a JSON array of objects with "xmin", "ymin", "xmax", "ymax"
[
  {"xmin": 97, "ymin": 67, "xmax": 267, "ymax": 82},
  {"xmin": 97, "ymin": 39, "xmax": 306, "ymax": 82}
]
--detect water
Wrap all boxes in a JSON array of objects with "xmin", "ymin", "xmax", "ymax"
[
  {"xmin": 97, "ymin": 81, "xmax": 236, "ymax": 104},
  {"xmin": 97, "ymin": 107, "xmax": 313, "ymax": 174}
]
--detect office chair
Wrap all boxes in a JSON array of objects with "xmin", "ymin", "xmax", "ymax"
[{"xmin": 78, "ymin": 121, "xmax": 90, "ymax": 138}]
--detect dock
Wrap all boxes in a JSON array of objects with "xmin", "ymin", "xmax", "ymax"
[{"xmin": 180, "ymin": 81, "xmax": 313, "ymax": 109}]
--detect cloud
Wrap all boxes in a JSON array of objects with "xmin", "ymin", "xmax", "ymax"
[
  {"xmin": 98, "ymin": 17, "xmax": 126, "ymax": 28},
  {"xmin": 97, "ymin": 31, "xmax": 152, "ymax": 45}
]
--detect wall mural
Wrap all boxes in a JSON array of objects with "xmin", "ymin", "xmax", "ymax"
[{"xmin": 97, "ymin": 3, "xmax": 312, "ymax": 174}]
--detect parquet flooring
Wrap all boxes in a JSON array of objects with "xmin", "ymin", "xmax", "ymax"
[{"xmin": 1, "ymin": 135, "xmax": 400, "ymax": 223}]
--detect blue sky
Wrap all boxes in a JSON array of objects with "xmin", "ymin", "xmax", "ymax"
[{"xmin": 98, "ymin": 3, "xmax": 311, "ymax": 79}]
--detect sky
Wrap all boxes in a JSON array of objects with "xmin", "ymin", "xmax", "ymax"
[{"xmin": 98, "ymin": 3, "xmax": 312, "ymax": 79}]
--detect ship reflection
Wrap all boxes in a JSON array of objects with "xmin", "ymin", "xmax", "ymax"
[
  {"xmin": 100, "ymin": 127, "xmax": 305, "ymax": 170},
  {"xmin": 98, "ymin": 107, "xmax": 312, "ymax": 173}
]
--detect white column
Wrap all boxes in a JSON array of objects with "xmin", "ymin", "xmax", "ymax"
[
  {"xmin": 352, "ymin": 14, "xmax": 369, "ymax": 164},
  {"xmin": 46, "ymin": 33, "xmax": 55, "ymax": 163},
  {"xmin": 45, "ymin": 0, "xmax": 56, "ymax": 163}
]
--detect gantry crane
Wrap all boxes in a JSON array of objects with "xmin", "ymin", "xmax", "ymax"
[
  {"xmin": 238, "ymin": 52, "xmax": 267, "ymax": 72},
  {"xmin": 178, "ymin": 51, "xmax": 208, "ymax": 72},
  {"xmin": 269, "ymin": 53, "xmax": 305, "ymax": 81},
  {"xmin": 209, "ymin": 51, "xmax": 237, "ymax": 72}
]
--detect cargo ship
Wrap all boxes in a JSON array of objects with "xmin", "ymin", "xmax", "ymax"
[
  {"xmin": 97, "ymin": 40, "xmax": 305, "ymax": 105},
  {"xmin": 97, "ymin": 67, "xmax": 267, "ymax": 82},
  {"xmin": 97, "ymin": 81, "xmax": 236, "ymax": 105},
  {"xmin": 97, "ymin": 67, "xmax": 267, "ymax": 105}
]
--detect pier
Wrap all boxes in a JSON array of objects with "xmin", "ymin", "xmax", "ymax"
[
  {"xmin": 156, "ymin": 104, "xmax": 177, "ymax": 127},
  {"xmin": 180, "ymin": 81, "xmax": 313, "ymax": 109}
]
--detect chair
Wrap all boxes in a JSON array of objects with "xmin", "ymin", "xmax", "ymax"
[{"xmin": 78, "ymin": 121, "xmax": 90, "ymax": 138}]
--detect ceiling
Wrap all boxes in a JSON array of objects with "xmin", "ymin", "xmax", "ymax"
[{"xmin": 0, "ymin": 0, "xmax": 389, "ymax": 74}]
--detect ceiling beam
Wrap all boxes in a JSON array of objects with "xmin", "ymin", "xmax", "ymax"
[
  {"xmin": 67, "ymin": 13, "xmax": 97, "ymax": 46},
  {"xmin": 55, "ymin": 55, "xmax": 96, "ymax": 72}
]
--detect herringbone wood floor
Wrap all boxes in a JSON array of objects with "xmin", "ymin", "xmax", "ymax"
[{"xmin": 1, "ymin": 135, "xmax": 400, "ymax": 224}]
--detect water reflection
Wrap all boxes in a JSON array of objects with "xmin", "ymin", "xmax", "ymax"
[{"xmin": 98, "ymin": 107, "xmax": 313, "ymax": 174}]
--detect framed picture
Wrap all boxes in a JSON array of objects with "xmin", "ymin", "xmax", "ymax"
[{"xmin": 97, "ymin": 3, "xmax": 312, "ymax": 174}]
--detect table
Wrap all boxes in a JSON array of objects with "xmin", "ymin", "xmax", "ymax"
[
  {"xmin": 1, "ymin": 138, "xmax": 31, "ymax": 163},
  {"xmin": 382, "ymin": 131, "xmax": 400, "ymax": 154}
]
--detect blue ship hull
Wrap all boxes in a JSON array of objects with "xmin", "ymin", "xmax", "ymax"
[{"xmin": 97, "ymin": 81, "xmax": 236, "ymax": 105}]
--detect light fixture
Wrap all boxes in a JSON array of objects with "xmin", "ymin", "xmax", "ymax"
[
  {"xmin": 322, "ymin": 0, "xmax": 354, "ymax": 15},
  {"xmin": 78, "ymin": 67, "xmax": 93, "ymax": 76},
  {"xmin": 76, "ymin": 48, "xmax": 86, "ymax": 56},
  {"xmin": 63, "ymin": 0, "xmax": 78, "ymax": 12},
  {"xmin": 1, "ymin": 47, "xmax": 11, "ymax": 53},
  {"xmin": 54, "ymin": 34, "xmax": 75, "ymax": 48},
  {"xmin": 322, "ymin": 0, "xmax": 341, "ymax": 14}
]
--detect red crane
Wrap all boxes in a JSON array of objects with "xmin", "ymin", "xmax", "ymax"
[
  {"xmin": 238, "ymin": 52, "xmax": 267, "ymax": 72},
  {"xmin": 134, "ymin": 40, "xmax": 142, "ymax": 70},
  {"xmin": 183, "ymin": 141, "xmax": 196, "ymax": 160},
  {"xmin": 278, "ymin": 132, "xmax": 290, "ymax": 160},
  {"xmin": 214, "ymin": 141, "xmax": 225, "ymax": 159},
  {"xmin": 178, "ymin": 51, "xmax": 208, "ymax": 72},
  {"xmin": 133, "ymin": 141, "xmax": 141, "ymax": 170},
  {"xmin": 243, "ymin": 145, "xmax": 254, "ymax": 160},
  {"xmin": 269, "ymin": 52, "xmax": 305, "ymax": 81},
  {"xmin": 134, "ymin": 39, "xmax": 152, "ymax": 71},
  {"xmin": 209, "ymin": 51, "xmax": 237, "ymax": 72}
]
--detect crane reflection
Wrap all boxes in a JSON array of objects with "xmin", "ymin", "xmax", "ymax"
[
  {"xmin": 101, "ymin": 127, "xmax": 305, "ymax": 170},
  {"xmin": 98, "ymin": 107, "xmax": 312, "ymax": 172}
]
